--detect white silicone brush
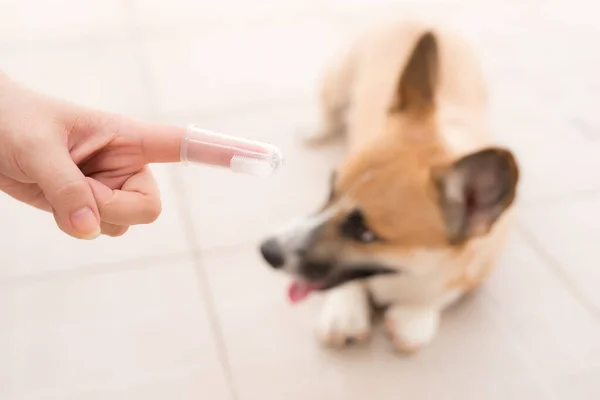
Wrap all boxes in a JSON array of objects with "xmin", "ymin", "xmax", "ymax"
[{"xmin": 180, "ymin": 125, "xmax": 284, "ymax": 176}]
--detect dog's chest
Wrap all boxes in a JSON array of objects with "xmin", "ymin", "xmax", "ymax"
[{"xmin": 364, "ymin": 248, "xmax": 461, "ymax": 306}]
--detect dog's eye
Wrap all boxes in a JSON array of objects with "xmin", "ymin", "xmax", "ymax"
[{"xmin": 340, "ymin": 210, "xmax": 378, "ymax": 243}]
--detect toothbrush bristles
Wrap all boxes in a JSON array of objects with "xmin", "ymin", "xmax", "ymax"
[{"xmin": 230, "ymin": 155, "xmax": 275, "ymax": 176}]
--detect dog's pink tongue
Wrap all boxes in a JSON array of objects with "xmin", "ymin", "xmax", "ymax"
[{"xmin": 288, "ymin": 281, "xmax": 321, "ymax": 304}]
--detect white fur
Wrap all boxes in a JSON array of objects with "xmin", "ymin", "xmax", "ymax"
[
  {"xmin": 317, "ymin": 283, "xmax": 371, "ymax": 348},
  {"xmin": 366, "ymin": 248, "xmax": 462, "ymax": 306},
  {"xmin": 385, "ymin": 305, "xmax": 440, "ymax": 352},
  {"xmin": 272, "ymin": 211, "xmax": 332, "ymax": 275}
]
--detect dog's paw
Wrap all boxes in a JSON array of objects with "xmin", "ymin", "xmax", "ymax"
[
  {"xmin": 384, "ymin": 305, "xmax": 440, "ymax": 354},
  {"xmin": 317, "ymin": 301, "xmax": 371, "ymax": 348},
  {"xmin": 316, "ymin": 285, "xmax": 371, "ymax": 348}
]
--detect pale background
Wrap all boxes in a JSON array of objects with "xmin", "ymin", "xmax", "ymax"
[{"xmin": 1, "ymin": 0, "xmax": 599, "ymax": 399}]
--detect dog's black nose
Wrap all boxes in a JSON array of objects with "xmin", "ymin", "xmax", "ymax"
[{"xmin": 260, "ymin": 238, "xmax": 285, "ymax": 269}]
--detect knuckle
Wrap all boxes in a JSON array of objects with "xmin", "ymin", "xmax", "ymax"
[
  {"xmin": 69, "ymin": 111, "xmax": 122, "ymax": 139},
  {"xmin": 53, "ymin": 179, "xmax": 89, "ymax": 200}
]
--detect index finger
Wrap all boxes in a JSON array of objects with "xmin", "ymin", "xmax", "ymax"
[
  {"xmin": 135, "ymin": 121, "xmax": 281, "ymax": 172},
  {"xmin": 135, "ymin": 121, "xmax": 186, "ymax": 164}
]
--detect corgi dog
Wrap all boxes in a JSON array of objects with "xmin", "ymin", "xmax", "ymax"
[{"xmin": 260, "ymin": 20, "xmax": 519, "ymax": 353}]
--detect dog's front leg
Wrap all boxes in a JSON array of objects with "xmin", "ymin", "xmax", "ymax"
[{"xmin": 316, "ymin": 282, "xmax": 371, "ymax": 348}]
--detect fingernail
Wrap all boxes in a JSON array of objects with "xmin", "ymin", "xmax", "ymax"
[{"xmin": 70, "ymin": 207, "xmax": 101, "ymax": 240}]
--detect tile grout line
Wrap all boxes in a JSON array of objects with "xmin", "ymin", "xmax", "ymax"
[
  {"xmin": 166, "ymin": 169, "xmax": 240, "ymax": 400},
  {"xmin": 0, "ymin": 8, "xmax": 329, "ymax": 57},
  {"xmin": 481, "ymin": 294, "xmax": 559, "ymax": 400},
  {"xmin": 518, "ymin": 186, "xmax": 600, "ymax": 209},
  {"xmin": 121, "ymin": 1, "xmax": 239, "ymax": 398},
  {"xmin": 158, "ymin": 94, "xmax": 314, "ymax": 122},
  {"xmin": 0, "ymin": 251, "xmax": 191, "ymax": 289},
  {"xmin": 0, "ymin": 34, "xmax": 136, "ymax": 55},
  {"xmin": 517, "ymin": 224, "xmax": 600, "ymax": 322}
]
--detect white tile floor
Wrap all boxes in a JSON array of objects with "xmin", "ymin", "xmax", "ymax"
[{"xmin": 1, "ymin": 0, "xmax": 599, "ymax": 399}]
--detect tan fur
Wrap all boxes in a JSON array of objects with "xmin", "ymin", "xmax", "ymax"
[{"xmin": 321, "ymin": 21, "xmax": 514, "ymax": 281}]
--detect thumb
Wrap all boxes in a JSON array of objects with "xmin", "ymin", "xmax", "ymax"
[{"xmin": 23, "ymin": 142, "xmax": 101, "ymax": 239}]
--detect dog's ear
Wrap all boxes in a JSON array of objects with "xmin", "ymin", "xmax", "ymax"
[
  {"xmin": 432, "ymin": 148, "xmax": 519, "ymax": 245},
  {"xmin": 390, "ymin": 31, "xmax": 439, "ymax": 114}
]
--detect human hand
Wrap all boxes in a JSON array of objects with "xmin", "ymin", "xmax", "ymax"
[{"xmin": 0, "ymin": 72, "xmax": 183, "ymax": 239}]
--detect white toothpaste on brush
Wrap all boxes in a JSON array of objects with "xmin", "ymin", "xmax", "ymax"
[{"xmin": 180, "ymin": 125, "xmax": 284, "ymax": 176}]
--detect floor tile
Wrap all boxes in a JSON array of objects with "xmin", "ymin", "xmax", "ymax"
[
  {"xmin": 0, "ymin": 165, "xmax": 188, "ymax": 280},
  {"xmin": 552, "ymin": 366, "xmax": 600, "ymax": 400},
  {"xmin": 323, "ymin": 0, "xmax": 477, "ymax": 23},
  {"xmin": 0, "ymin": 0, "xmax": 129, "ymax": 45},
  {"xmin": 46, "ymin": 373, "xmax": 227, "ymax": 400},
  {"xmin": 130, "ymin": 0, "xmax": 323, "ymax": 33},
  {"xmin": 165, "ymin": 103, "xmax": 346, "ymax": 249},
  {"xmin": 519, "ymin": 197, "xmax": 600, "ymax": 313},
  {"xmin": 0, "ymin": 41, "xmax": 150, "ymax": 118},
  {"xmin": 0, "ymin": 258, "xmax": 230, "ymax": 400},
  {"xmin": 200, "ymin": 235, "xmax": 569, "ymax": 400},
  {"xmin": 140, "ymin": 17, "xmax": 353, "ymax": 115},
  {"xmin": 447, "ymin": 3, "xmax": 600, "ymax": 204},
  {"xmin": 457, "ymin": 5, "xmax": 599, "ymax": 205},
  {"xmin": 323, "ymin": 0, "xmax": 518, "ymax": 9},
  {"xmin": 485, "ymin": 228, "xmax": 600, "ymax": 380},
  {"xmin": 201, "ymin": 243, "xmax": 449, "ymax": 400}
]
